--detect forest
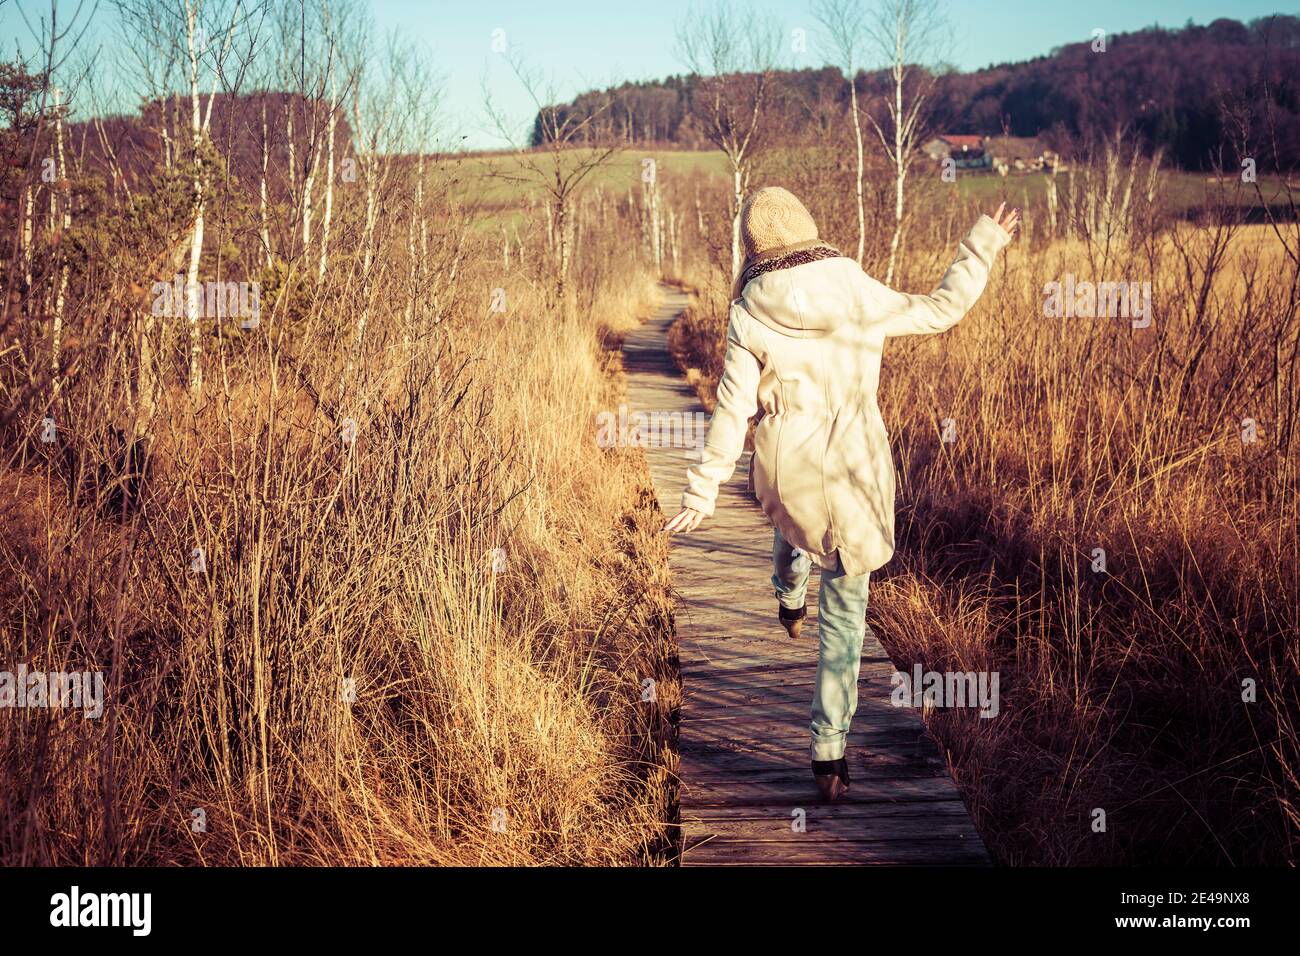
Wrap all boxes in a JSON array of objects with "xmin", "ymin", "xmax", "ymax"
[{"xmin": 534, "ymin": 15, "xmax": 1300, "ymax": 171}]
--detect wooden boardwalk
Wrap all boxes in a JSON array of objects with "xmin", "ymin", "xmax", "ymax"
[{"xmin": 625, "ymin": 287, "xmax": 990, "ymax": 866}]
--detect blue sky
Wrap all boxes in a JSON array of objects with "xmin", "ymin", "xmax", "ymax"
[{"xmin": 2, "ymin": 0, "xmax": 1292, "ymax": 148}]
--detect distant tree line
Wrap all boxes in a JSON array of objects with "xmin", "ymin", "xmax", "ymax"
[{"xmin": 532, "ymin": 16, "xmax": 1300, "ymax": 171}]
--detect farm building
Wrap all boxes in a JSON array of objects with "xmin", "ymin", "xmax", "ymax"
[
  {"xmin": 922, "ymin": 134, "xmax": 1062, "ymax": 174},
  {"xmin": 921, "ymin": 134, "xmax": 991, "ymax": 169},
  {"xmin": 983, "ymin": 135, "xmax": 1061, "ymax": 172}
]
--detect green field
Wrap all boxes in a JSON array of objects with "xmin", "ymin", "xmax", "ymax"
[
  {"xmin": 438, "ymin": 146, "xmax": 1295, "ymax": 231},
  {"xmin": 435, "ymin": 149, "xmax": 727, "ymax": 228},
  {"xmin": 953, "ymin": 167, "xmax": 1294, "ymax": 213}
]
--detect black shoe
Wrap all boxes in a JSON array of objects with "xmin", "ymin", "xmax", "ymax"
[
  {"xmin": 778, "ymin": 602, "xmax": 806, "ymax": 639},
  {"xmin": 812, "ymin": 757, "xmax": 851, "ymax": 802}
]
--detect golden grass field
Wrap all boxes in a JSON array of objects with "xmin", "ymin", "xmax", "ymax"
[
  {"xmin": 2, "ymin": 118, "xmax": 1297, "ymax": 867},
  {"xmin": 1, "ymin": 147, "xmax": 685, "ymax": 864},
  {"xmin": 671, "ymin": 212, "xmax": 1299, "ymax": 864}
]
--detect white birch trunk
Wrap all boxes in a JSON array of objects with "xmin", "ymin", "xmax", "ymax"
[
  {"xmin": 731, "ymin": 161, "xmax": 743, "ymax": 277},
  {"xmin": 184, "ymin": 2, "xmax": 206, "ymax": 397},
  {"xmin": 668, "ymin": 206, "xmax": 679, "ymax": 274},
  {"xmin": 362, "ymin": 161, "xmax": 377, "ymax": 273},
  {"xmin": 850, "ymin": 77, "xmax": 866, "ymax": 265},
  {"xmin": 21, "ymin": 185, "xmax": 33, "ymax": 290},
  {"xmin": 260, "ymin": 97, "xmax": 272, "ymax": 269},
  {"xmin": 318, "ymin": 72, "xmax": 337, "ymax": 281},
  {"xmin": 51, "ymin": 87, "xmax": 69, "ymax": 396},
  {"xmin": 884, "ymin": 46, "xmax": 906, "ymax": 287},
  {"xmin": 286, "ymin": 100, "xmax": 297, "ymax": 196},
  {"xmin": 301, "ymin": 143, "xmax": 315, "ymax": 254}
]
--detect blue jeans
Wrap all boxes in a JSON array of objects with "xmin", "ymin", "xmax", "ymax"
[{"xmin": 770, "ymin": 528, "xmax": 872, "ymax": 761}]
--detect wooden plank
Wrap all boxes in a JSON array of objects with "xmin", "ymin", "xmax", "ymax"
[
  {"xmin": 685, "ymin": 814, "xmax": 984, "ymax": 841},
  {"xmin": 678, "ymin": 744, "xmax": 949, "ymax": 773},
  {"xmin": 680, "ymin": 774, "xmax": 967, "ymax": 807},
  {"xmin": 682, "ymin": 801, "xmax": 973, "ymax": 823},
  {"xmin": 624, "ymin": 287, "xmax": 989, "ymax": 867},
  {"xmin": 682, "ymin": 839, "xmax": 990, "ymax": 866}
]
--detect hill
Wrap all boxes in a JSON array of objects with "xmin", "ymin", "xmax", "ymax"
[{"xmin": 534, "ymin": 15, "xmax": 1300, "ymax": 170}]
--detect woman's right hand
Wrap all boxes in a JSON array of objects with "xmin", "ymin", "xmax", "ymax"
[
  {"xmin": 991, "ymin": 202, "xmax": 1021, "ymax": 238},
  {"xmin": 663, "ymin": 507, "xmax": 705, "ymax": 534}
]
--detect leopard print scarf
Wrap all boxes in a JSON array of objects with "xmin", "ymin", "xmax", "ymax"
[{"xmin": 736, "ymin": 244, "xmax": 844, "ymax": 297}]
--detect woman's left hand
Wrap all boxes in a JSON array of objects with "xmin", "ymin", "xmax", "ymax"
[
  {"xmin": 664, "ymin": 508, "xmax": 705, "ymax": 534},
  {"xmin": 991, "ymin": 202, "xmax": 1021, "ymax": 238}
]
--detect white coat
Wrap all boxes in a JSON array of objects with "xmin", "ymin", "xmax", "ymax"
[{"xmin": 681, "ymin": 215, "xmax": 1012, "ymax": 576}]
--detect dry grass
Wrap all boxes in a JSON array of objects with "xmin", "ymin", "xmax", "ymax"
[
  {"xmin": 5, "ymin": 54, "xmax": 1296, "ymax": 870},
  {"xmin": 0, "ymin": 147, "xmax": 681, "ymax": 864},
  {"xmin": 670, "ymin": 194, "xmax": 1299, "ymax": 863}
]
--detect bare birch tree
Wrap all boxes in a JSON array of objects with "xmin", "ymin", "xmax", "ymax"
[
  {"xmin": 338, "ymin": 28, "xmax": 409, "ymax": 385},
  {"xmin": 675, "ymin": 1, "xmax": 781, "ymax": 277},
  {"xmin": 865, "ymin": 0, "xmax": 946, "ymax": 285},
  {"xmin": 271, "ymin": 0, "xmax": 337, "ymax": 267},
  {"xmin": 314, "ymin": 0, "xmax": 361, "ymax": 281},
  {"xmin": 114, "ymin": 0, "xmax": 268, "ymax": 398},
  {"xmin": 813, "ymin": 0, "xmax": 869, "ymax": 264},
  {"xmin": 0, "ymin": 0, "xmax": 96, "ymax": 342},
  {"xmin": 483, "ymin": 55, "xmax": 621, "ymax": 305}
]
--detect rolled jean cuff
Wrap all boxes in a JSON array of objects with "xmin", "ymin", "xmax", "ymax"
[{"xmin": 811, "ymin": 734, "xmax": 847, "ymax": 762}]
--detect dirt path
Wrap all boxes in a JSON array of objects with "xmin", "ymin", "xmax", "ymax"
[{"xmin": 625, "ymin": 285, "xmax": 990, "ymax": 866}]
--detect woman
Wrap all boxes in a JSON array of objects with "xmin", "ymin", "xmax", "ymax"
[{"xmin": 664, "ymin": 187, "xmax": 1019, "ymax": 801}]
